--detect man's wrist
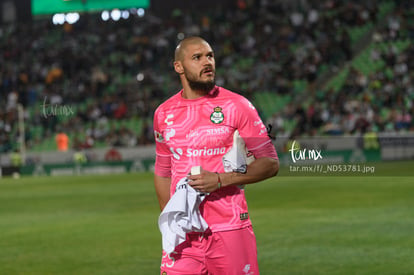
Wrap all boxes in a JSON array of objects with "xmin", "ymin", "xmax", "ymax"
[
  {"xmin": 216, "ymin": 171, "xmax": 238, "ymax": 189},
  {"xmin": 216, "ymin": 172, "xmax": 222, "ymax": 189}
]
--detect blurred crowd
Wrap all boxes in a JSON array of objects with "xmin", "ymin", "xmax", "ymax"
[
  {"xmin": 1, "ymin": 0, "xmax": 413, "ymax": 153},
  {"xmin": 268, "ymin": 0, "xmax": 414, "ymax": 139}
]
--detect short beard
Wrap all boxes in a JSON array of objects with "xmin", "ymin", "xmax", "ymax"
[{"xmin": 188, "ymin": 79, "xmax": 216, "ymax": 93}]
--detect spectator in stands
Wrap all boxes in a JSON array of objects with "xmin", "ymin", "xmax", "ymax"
[
  {"xmin": 138, "ymin": 120, "xmax": 154, "ymax": 145},
  {"xmin": 113, "ymin": 100, "xmax": 128, "ymax": 119}
]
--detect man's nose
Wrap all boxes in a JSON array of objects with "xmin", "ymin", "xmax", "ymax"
[{"xmin": 204, "ymin": 56, "xmax": 214, "ymax": 65}]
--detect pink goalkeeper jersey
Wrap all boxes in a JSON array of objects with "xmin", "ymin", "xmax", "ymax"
[{"xmin": 154, "ymin": 86, "xmax": 277, "ymax": 232}]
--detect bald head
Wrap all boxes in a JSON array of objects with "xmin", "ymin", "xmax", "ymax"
[{"xmin": 174, "ymin": 36, "xmax": 211, "ymax": 62}]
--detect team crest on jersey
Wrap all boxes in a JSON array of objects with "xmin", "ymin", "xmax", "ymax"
[
  {"xmin": 210, "ymin": 106, "xmax": 224, "ymax": 124},
  {"xmin": 154, "ymin": 130, "xmax": 164, "ymax": 143}
]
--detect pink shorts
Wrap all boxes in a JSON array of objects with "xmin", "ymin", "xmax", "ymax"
[{"xmin": 160, "ymin": 226, "xmax": 259, "ymax": 275}]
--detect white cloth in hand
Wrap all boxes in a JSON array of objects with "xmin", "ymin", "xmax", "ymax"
[{"xmin": 158, "ymin": 169, "xmax": 208, "ymax": 254}]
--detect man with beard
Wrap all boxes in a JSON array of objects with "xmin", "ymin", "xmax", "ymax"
[{"xmin": 153, "ymin": 36, "xmax": 279, "ymax": 275}]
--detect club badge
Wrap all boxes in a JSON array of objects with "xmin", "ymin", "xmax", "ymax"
[
  {"xmin": 210, "ymin": 106, "xmax": 224, "ymax": 124},
  {"xmin": 154, "ymin": 130, "xmax": 164, "ymax": 143}
]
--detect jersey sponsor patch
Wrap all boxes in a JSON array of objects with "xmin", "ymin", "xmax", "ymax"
[
  {"xmin": 186, "ymin": 146, "xmax": 226, "ymax": 157},
  {"xmin": 240, "ymin": 212, "xmax": 249, "ymax": 220},
  {"xmin": 164, "ymin": 114, "xmax": 174, "ymax": 125},
  {"xmin": 165, "ymin": 128, "xmax": 176, "ymax": 141}
]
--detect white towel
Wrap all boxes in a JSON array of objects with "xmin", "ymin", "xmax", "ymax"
[
  {"xmin": 222, "ymin": 130, "xmax": 255, "ymax": 173},
  {"xmin": 158, "ymin": 166, "xmax": 208, "ymax": 254}
]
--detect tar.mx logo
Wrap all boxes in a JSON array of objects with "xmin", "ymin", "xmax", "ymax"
[
  {"xmin": 41, "ymin": 96, "xmax": 74, "ymax": 118},
  {"xmin": 289, "ymin": 140, "xmax": 323, "ymax": 163}
]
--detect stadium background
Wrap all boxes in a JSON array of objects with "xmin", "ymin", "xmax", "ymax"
[
  {"xmin": 0, "ymin": 0, "xmax": 414, "ymax": 274},
  {"xmin": 0, "ymin": 0, "xmax": 413, "ymax": 175}
]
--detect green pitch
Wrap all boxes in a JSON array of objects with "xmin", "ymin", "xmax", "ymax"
[{"xmin": 0, "ymin": 161, "xmax": 413, "ymax": 274}]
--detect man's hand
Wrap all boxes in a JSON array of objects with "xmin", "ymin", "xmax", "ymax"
[
  {"xmin": 187, "ymin": 167, "xmax": 220, "ymax": 193},
  {"xmin": 187, "ymin": 157, "xmax": 279, "ymax": 194}
]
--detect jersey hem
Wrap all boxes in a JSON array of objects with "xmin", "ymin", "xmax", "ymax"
[{"xmin": 208, "ymin": 221, "xmax": 252, "ymax": 233}]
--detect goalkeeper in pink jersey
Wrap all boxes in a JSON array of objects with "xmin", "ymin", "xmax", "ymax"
[{"xmin": 153, "ymin": 36, "xmax": 279, "ymax": 275}]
